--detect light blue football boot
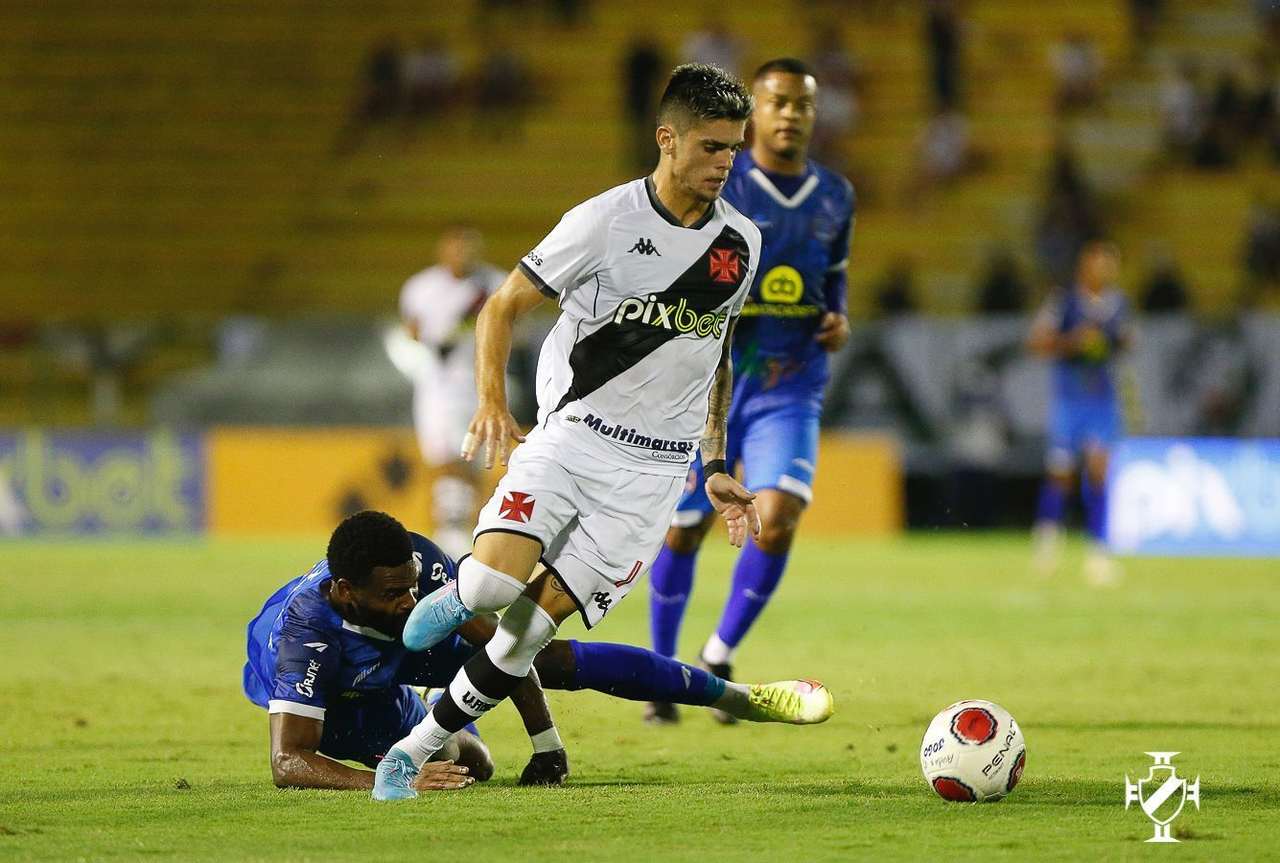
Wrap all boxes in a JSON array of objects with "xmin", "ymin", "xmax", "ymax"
[
  {"xmin": 372, "ymin": 746, "xmax": 420, "ymax": 801},
  {"xmin": 402, "ymin": 581, "xmax": 475, "ymax": 652}
]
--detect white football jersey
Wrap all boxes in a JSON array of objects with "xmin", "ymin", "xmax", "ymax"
[{"xmin": 519, "ymin": 177, "xmax": 761, "ymax": 476}]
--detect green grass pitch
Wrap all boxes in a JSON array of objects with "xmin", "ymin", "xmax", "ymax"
[{"xmin": 1, "ymin": 533, "xmax": 1277, "ymax": 861}]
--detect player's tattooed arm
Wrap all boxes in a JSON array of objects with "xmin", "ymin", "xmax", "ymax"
[
  {"xmin": 701, "ymin": 317, "xmax": 736, "ymax": 462},
  {"xmin": 701, "ymin": 317, "xmax": 761, "ymax": 548},
  {"xmin": 464, "ymin": 267, "xmax": 546, "ymax": 468}
]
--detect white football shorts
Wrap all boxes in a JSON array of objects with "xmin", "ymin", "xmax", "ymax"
[{"xmin": 472, "ymin": 422, "xmax": 684, "ymax": 628}]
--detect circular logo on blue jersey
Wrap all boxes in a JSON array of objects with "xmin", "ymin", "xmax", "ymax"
[{"xmin": 760, "ymin": 265, "xmax": 805, "ymax": 304}]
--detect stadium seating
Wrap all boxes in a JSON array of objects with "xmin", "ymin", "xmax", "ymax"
[{"xmin": 0, "ymin": 0, "xmax": 1268, "ymax": 333}]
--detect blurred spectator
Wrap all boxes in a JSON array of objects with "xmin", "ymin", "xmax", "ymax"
[
  {"xmin": 1128, "ymin": 0, "xmax": 1164, "ymax": 60},
  {"xmin": 1051, "ymin": 33, "xmax": 1103, "ymax": 114},
  {"xmin": 907, "ymin": 110, "xmax": 985, "ymax": 202},
  {"xmin": 873, "ymin": 257, "xmax": 919, "ymax": 317},
  {"xmin": 924, "ymin": 0, "xmax": 963, "ymax": 112},
  {"xmin": 1209, "ymin": 69, "xmax": 1246, "ymax": 134},
  {"xmin": 1258, "ymin": 0, "xmax": 1280, "ymax": 52},
  {"xmin": 404, "ymin": 36, "xmax": 460, "ymax": 124},
  {"xmin": 1034, "ymin": 140, "xmax": 1101, "ymax": 286},
  {"xmin": 1139, "ymin": 253, "xmax": 1190, "ymax": 312},
  {"xmin": 474, "ymin": 42, "xmax": 534, "ymax": 141},
  {"xmin": 975, "ymin": 248, "xmax": 1030, "ymax": 313},
  {"xmin": 1244, "ymin": 51, "xmax": 1278, "ymax": 143},
  {"xmin": 682, "ymin": 17, "xmax": 744, "ymax": 76},
  {"xmin": 1191, "ymin": 70, "xmax": 1245, "ymax": 169},
  {"xmin": 808, "ymin": 25, "xmax": 863, "ymax": 170},
  {"xmin": 621, "ymin": 36, "xmax": 665, "ymax": 174},
  {"xmin": 336, "ymin": 37, "xmax": 404, "ymax": 154},
  {"xmin": 1243, "ymin": 200, "xmax": 1280, "ymax": 290},
  {"xmin": 1160, "ymin": 58, "xmax": 1204, "ymax": 158},
  {"xmin": 547, "ymin": 0, "xmax": 588, "ymax": 27},
  {"xmin": 1269, "ymin": 78, "xmax": 1280, "ymax": 162}
]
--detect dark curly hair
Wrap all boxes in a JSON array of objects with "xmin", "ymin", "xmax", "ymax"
[
  {"xmin": 326, "ymin": 510, "xmax": 413, "ymax": 586},
  {"xmin": 657, "ymin": 63, "xmax": 753, "ymax": 131}
]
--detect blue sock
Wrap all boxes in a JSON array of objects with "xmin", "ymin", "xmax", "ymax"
[
  {"xmin": 567, "ymin": 640, "xmax": 726, "ymax": 706},
  {"xmin": 715, "ymin": 539, "xmax": 788, "ymax": 650},
  {"xmin": 1082, "ymin": 474, "xmax": 1107, "ymax": 542},
  {"xmin": 1036, "ymin": 481, "xmax": 1066, "ymax": 524},
  {"xmin": 649, "ymin": 546, "xmax": 696, "ymax": 658}
]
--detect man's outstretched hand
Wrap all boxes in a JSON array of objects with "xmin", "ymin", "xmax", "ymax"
[
  {"xmin": 412, "ymin": 760, "xmax": 475, "ymax": 791},
  {"xmin": 705, "ymin": 472, "xmax": 762, "ymax": 548},
  {"xmin": 461, "ymin": 402, "xmax": 526, "ymax": 469}
]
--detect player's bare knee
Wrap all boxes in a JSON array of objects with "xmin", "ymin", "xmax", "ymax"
[
  {"xmin": 665, "ymin": 525, "xmax": 701, "ymax": 554},
  {"xmin": 665, "ymin": 517, "xmax": 712, "ymax": 554},
  {"xmin": 755, "ymin": 490, "xmax": 806, "ymax": 554},
  {"xmin": 756, "ymin": 520, "xmax": 798, "ymax": 555},
  {"xmin": 1084, "ymin": 449, "xmax": 1109, "ymax": 486},
  {"xmin": 1049, "ymin": 469, "xmax": 1074, "ymax": 492},
  {"xmin": 470, "ymin": 532, "xmax": 542, "ymax": 584}
]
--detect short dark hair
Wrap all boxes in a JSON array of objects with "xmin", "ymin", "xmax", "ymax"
[
  {"xmin": 752, "ymin": 57, "xmax": 815, "ymax": 83},
  {"xmin": 657, "ymin": 63, "xmax": 753, "ymax": 130},
  {"xmin": 326, "ymin": 510, "xmax": 413, "ymax": 586}
]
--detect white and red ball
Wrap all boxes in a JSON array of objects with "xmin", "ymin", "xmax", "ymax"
[{"xmin": 919, "ymin": 700, "xmax": 1026, "ymax": 802}]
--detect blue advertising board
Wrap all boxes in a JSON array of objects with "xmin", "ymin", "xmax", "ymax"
[
  {"xmin": 1107, "ymin": 438, "xmax": 1280, "ymax": 556},
  {"xmin": 0, "ymin": 429, "xmax": 204, "ymax": 534}
]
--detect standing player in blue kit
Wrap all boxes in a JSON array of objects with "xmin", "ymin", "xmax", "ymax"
[
  {"xmin": 646, "ymin": 58, "xmax": 856, "ymax": 724},
  {"xmin": 1028, "ymin": 240, "xmax": 1132, "ymax": 586}
]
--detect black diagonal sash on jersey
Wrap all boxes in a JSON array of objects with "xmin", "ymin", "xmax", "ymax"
[{"xmin": 554, "ymin": 225, "xmax": 751, "ymax": 411}]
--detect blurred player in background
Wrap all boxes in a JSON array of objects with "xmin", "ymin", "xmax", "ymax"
[
  {"xmin": 646, "ymin": 58, "xmax": 855, "ymax": 725},
  {"xmin": 1027, "ymin": 240, "xmax": 1133, "ymax": 586},
  {"xmin": 388, "ymin": 226, "xmax": 505, "ymax": 558}
]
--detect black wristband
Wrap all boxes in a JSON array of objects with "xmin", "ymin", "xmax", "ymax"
[{"xmin": 704, "ymin": 458, "xmax": 727, "ymax": 477}]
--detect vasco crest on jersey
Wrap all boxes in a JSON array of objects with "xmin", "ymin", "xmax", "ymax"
[{"xmin": 709, "ymin": 247, "xmax": 741, "ymax": 285}]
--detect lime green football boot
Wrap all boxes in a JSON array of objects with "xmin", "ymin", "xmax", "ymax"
[{"xmin": 744, "ymin": 679, "xmax": 834, "ymax": 725}]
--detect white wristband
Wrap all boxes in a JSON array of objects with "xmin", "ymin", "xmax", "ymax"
[{"xmin": 530, "ymin": 726, "xmax": 564, "ymax": 754}]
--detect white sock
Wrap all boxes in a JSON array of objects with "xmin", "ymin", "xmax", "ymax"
[
  {"xmin": 702, "ymin": 633, "xmax": 735, "ymax": 666},
  {"xmin": 488, "ymin": 597, "xmax": 559, "ymax": 677},
  {"xmin": 396, "ymin": 714, "xmax": 455, "ymax": 768}
]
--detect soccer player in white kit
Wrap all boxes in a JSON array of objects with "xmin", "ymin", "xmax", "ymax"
[
  {"xmin": 394, "ymin": 227, "xmax": 504, "ymax": 558},
  {"xmin": 373, "ymin": 64, "xmax": 834, "ymax": 800}
]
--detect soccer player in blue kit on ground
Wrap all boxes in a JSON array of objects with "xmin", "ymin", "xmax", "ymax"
[
  {"xmin": 646, "ymin": 58, "xmax": 855, "ymax": 724},
  {"xmin": 244, "ymin": 510, "xmax": 826, "ymax": 791},
  {"xmin": 1027, "ymin": 240, "xmax": 1132, "ymax": 587}
]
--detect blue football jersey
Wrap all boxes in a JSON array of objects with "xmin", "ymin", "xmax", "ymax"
[
  {"xmin": 1038, "ymin": 285, "xmax": 1130, "ymax": 403},
  {"xmin": 242, "ymin": 532, "xmax": 461, "ymax": 721},
  {"xmin": 720, "ymin": 150, "xmax": 855, "ymax": 403}
]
